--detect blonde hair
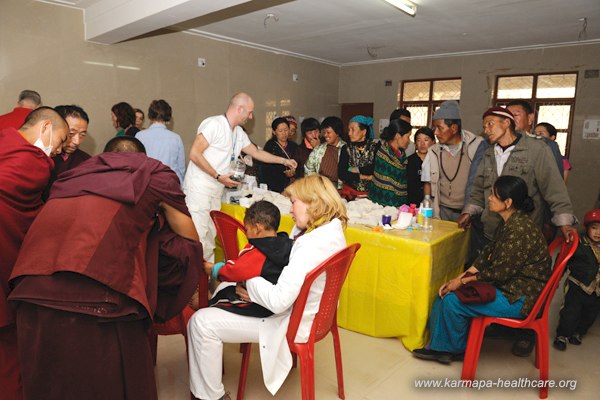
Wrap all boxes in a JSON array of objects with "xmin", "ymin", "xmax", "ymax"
[{"xmin": 283, "ymin": 175, "xmax": 348, "ymax": 230}]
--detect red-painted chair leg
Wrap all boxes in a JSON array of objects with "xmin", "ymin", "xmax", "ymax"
[
  {"xmin": 461, "ymin": 318, "xmax": 486, "ymax": 381},
  {"xmin": 296, "ymin": 344, "xmax": 315, "ymax": 400},
  {"xmin": 331, "ymin": 323, "xmax": 345, "ymax": 399},
  {"xmin": 236, "ymin": 343, "xmax": 252, "ymax": 400}
]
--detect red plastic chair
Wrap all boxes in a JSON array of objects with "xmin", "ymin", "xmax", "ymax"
[
  {"xmin": 236, "ymin": 243, "xmax": 361, "ymax": 400},
  {"xmin": 210, "ymin": 210, "xmax": 246, "ymax": 261},
  {"xmin": 461, "ymin": 233, "xmax": 579, "ymax": 399}
]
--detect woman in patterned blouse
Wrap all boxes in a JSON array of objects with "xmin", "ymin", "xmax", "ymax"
[
  {"xmin": 368, "ymin": 118, "xmax": 413, "ymax": 207},
  {"xmin": 338, "ymin": 115, "xmax": 380, "ymax": 200},
  {"xmin": 413, "ymin": 175, "xmax": 551, "ymax": 363}
]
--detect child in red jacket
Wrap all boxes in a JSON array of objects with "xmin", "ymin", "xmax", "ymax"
[{"xmin": 205, "ymin": 200, "xmax": 294, "ymax": 317}]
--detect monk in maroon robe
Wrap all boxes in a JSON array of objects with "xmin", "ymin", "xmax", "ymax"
[
  {"xmin": 9, "ymin": 138, "xmax": 201, "ymax": 400},
  {"xmin": 0, "ymin": 90, "xmax": 42, "ymax": 130},
  {"xmin": 0, "ymin": 108, "xmax": 69, "ymax": 400}
]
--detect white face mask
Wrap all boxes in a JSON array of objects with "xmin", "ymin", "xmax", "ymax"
[{"xmin": 33, "ymin": 124, "xmax": 53, "ymax": 156}]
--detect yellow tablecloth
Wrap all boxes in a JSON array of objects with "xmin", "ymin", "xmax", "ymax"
[{"xmin": 219, "ymin": 203, "xmax": 468, "ymax": 351}]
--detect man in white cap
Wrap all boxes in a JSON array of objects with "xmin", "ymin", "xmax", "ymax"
[
  {"xmin": 458, "ymin": 106, "xmax": 576, "ymax": 358},
  {"xmin": 421, "ymin": 100, "xmax": 482, "ymax": 221}
]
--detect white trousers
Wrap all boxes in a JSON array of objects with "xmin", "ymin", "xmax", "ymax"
[
  {"xmin": 188, "ymin": 307, "xmax": 261, "ymax": 400},
  {"xmin": 185, "ymin": 190, "xmax": 222, "ymax": 262}
]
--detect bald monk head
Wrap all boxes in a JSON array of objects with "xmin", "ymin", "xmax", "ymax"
[
  {"xmin": 103, "ymin": 136, "xmax": 147, "ymax": 154},
  {"xmin": 19, "ymin": 106, "xmax": 69, "ymax": 157},
  {"xmin": 226, "ymin": 92, "xmax": 254, "ymax": 127}
]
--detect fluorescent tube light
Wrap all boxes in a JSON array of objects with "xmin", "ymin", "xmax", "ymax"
[{"xmin": 384, "ymin": 0, "xmax": 417, "ymax": 17}]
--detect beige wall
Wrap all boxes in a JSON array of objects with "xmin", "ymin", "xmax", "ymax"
[
  {"xmin": 0, "ymin": 0, "xmax": 340, "ymax": 156},
  {"xmin": 339, "ymin": 45, "xmax": 600, "ymax": 219},
  {"xmin": 2, "ymin": 1, "xmax": 598, "ymax": 219}
]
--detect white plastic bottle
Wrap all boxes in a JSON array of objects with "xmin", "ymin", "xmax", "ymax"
[{"xmin": 422, "ymin": 195, "xmax": 433, "ymax": 232}]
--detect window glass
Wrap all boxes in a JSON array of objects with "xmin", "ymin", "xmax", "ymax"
[
  {"xmin": 432, "ymin": 79, "xmax": 461, "ymax": 100},
  {"xmin": 497, "ymin": 76, "xmax": 533, "ymax": 99},
  {"xmin": 536, "ymin": 74, "xmax": 577, "ymax": 98},
  {"xmin": 403, "ymin": 81, "xmax": 430, "ymax": 102},
  {"xmin": 495, "ymin": 73, "xmax": 577, "ymax": 157},
  {"xmin": 537, "ymin": 104, "xmax": 572, "ymax": 154},
  {"xmin": 399, "ymin": 78, "xmax": 462, "ymax": 131}
]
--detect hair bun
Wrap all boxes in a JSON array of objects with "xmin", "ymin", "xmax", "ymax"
[{"xmin": 522, "ymin": 196, "xmax": 534, "ymax": 213}]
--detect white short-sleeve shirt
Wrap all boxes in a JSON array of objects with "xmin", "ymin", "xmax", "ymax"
[{"xmin": 183, "ymin": 115, "xmax": 251, "ymax": 193}]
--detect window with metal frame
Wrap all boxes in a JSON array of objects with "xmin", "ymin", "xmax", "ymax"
[
  {"xmin": 494, "ymin": 72, "xmax": 577, "ymax": 157},
  {"xmin": 398, "ymin": 78, "xmax": 462, "ymax": 138}
]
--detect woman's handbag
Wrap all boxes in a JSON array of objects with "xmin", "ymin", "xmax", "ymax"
[{"xmin": 454, "ymin": 281, "xmax": 496, "ymax": 304}]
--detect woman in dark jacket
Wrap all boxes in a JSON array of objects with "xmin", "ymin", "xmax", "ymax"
[
  {"xmin": 406, "ymin": 127, "xmax": 435, "ymax": 205},
  {"xmin": 261, "ymin": 117, "xmax": 298, "ymax": 193},
  {"xmin": 413, "ymin": 176, "xmax": 551, "ymax": 363}
]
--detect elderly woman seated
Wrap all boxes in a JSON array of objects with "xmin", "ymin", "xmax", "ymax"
[{"xmin": 413, "ymin": 175, "xmax": 551, "ymax": 363}]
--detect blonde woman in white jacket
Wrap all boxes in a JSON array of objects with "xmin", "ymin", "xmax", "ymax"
[{"xmin": 187, "ymin": 175, "xmax": 348, "ymax": 400}]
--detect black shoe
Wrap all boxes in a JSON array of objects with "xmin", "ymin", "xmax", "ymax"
[
  {"xmin": 569, "ymin": 333, "xmax": 582, "ymax": 345},
  {"xmin": 553, "ymin": 336, "xmax": 568, "ymax": 351},
  {"xmin": 413, "ymin": 348, "xmax": 452, "ymax": 364},
  {"xmin": 512, "ymin": 338, "xmax": 535, "ymax": 357}
]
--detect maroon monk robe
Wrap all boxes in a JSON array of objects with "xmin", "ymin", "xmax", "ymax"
[
  {"xmin": 0, "ymin": 127, "xmax": 52, "ymax": 400},
  {"xmin": 0, "ymin": 127, "xmax": 53, "ymax": 325},
  {"xmin": 43, "ymin": 148, "xmax": 92, "ymax": 201},
  {"xmin": 9, "ymin": 152, "xmax": 200, "ymax": 400},
  {"xmin": 0, "ymin": 107, "xmax": 33, "ymax": 130}
]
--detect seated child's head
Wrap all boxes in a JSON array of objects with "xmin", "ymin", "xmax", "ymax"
[
  {"xmin": 244, "ymin": 200, "xmax": 280, "ymax": 239},
  {"xmin": 584, "ymin": 209, "xmax": 600, "ymax": 244}
]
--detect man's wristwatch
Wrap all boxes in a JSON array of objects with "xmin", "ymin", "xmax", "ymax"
[{"xmin": 215, "ymin": 173, "xmax": 220, "ymax": 180}]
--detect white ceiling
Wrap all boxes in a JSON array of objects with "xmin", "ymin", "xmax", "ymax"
[{"xmin": 40, "ymin": 0, "xmax": 600, "ymax": 65}]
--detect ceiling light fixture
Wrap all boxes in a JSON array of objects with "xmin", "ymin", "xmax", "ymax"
[
  {"xmin": 383, "ymin": 0, "xmax": 417, "ymax": 17},
  {"xmin": 264, "ymin": 13, "xmax": 279, "ymax": 29},
  {"xmin": 367, "ymin": 46, "xmax": 384, "ymax": 59}
]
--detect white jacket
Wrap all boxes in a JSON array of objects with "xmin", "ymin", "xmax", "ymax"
[{"xmin": 246, "ymin": 218, "xmax": 347, "ymax": 394}]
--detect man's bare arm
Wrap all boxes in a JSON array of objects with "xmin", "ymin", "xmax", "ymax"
[
  {"xmin": 161, "ymin": 202, "xmax": 199, "ymax": 241},
  {"xmin": 242, "ymin": 143, "xmax": 298, "ymax": 169},
  {"xmin": 189, "ymin": 132, "xmax": 239, "ymax": 187}
]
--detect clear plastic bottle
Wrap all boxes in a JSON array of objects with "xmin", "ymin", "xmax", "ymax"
[
  {"xmin": 422, "ymin": 195, "xmax": 433, "ymax": 232},
  {"xmin": 231, "ymin": 157, "xmax": 246, "ymax": 182},
  {"xmin": 417, "ymin": 202, "xmax": 424, "ymax": 226}
]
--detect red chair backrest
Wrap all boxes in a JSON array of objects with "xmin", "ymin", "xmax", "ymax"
[
  {"xmin": 210, "ymin": 210, "xmax": 246, "ymax": 261},
  {"xmin": 521, "ymin": 233, "xmax": 579, "ymax": 324},
  {"xmin": 286, "ymin": 243, "xmax": 361, "ymax": 345}
]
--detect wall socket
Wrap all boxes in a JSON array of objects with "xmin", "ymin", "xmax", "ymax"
[
  {"xmin": 197, "ymin": 57, "xmax": 206, "ymax": 68},
  {"xmin": 292, "ymin": 73, "xmax": 299, "ymax": 82}
]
